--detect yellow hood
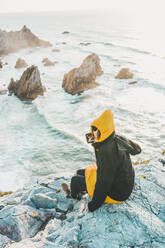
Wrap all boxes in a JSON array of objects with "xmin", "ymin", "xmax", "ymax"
[{"xmin": 90, "ymin": 110, "xmax": 115, "ymax": 142}]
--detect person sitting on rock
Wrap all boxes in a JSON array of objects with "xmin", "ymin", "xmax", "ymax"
[{"xmin": 62, "ymin": 110, "xmax": 141, "ymax": 212}]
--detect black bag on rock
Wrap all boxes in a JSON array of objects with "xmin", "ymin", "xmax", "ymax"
[{"xmin": 114, "ymin": 134, "xmax": 142, "ymax": 155}]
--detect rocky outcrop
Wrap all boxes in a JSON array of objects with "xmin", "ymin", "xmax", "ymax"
[
  {"xmin": 0, "ymin": 159, "xmax": 165, "ymax": 248},
  {"xmin": 15, "ymin": 58, "xmax": 27, "ymax": 69},
  {"xmin": 42, "ymin": 58, "xmax": 56, "ymax": 67},
  {"xmin": 8, "ymin": 65, "xmax": 46, "ymax": 100},
  {"xmin": 115, "ymin": 68, "xmax": 134, "ymax": 79},
  {"xmin": 62, "ymin": 53, "xmax": 103, "ymax": 95},
  {"xmin": 0, "ymin": 25, "xmax": 52, "ymax": 56}
]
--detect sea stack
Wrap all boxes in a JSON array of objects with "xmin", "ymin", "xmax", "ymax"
[
  {"xmin": 62, "ymin": 53, "xmax": 103, "ymax": 95},
  {"xmin": 0, "ymin": 25, "xmax": 52, "ymax": 56},
  {"xmin": 42, "ymin": 58, "xmax": 56, "ymax": 66},
  {"xmin": 15, "ymin": 58, "xmax": 28, "ymax": 69},
  {"xmin": 8, "ymin": 65, "xmax": 46, "ymax": 100},
  {"xmin": 115, "ymin": 68, "xmax": 134, "ymax": 79}
]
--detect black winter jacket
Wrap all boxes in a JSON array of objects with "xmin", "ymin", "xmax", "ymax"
[{"xmin": 88, "ymin": 132, "xmax": 135, "ymax": 212}]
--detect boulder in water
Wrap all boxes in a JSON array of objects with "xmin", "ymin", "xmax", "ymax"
[
  {"xmin": 80, "ymin": 42, "xmax": 91, "ymax": 46},
  {"xmin": 8, "ymin": 65, "xmax": 46, "ymax": 100},
  {"xmin": 0, "ymin": 25, "xmax": 52, "ymax": 55},
  {"xmin": 62, "ymin": 31, "xmax": 70, "ymax": 34},
  {"xmin": 115, "ymin": 68, "xmax": 134, "ymax": 79},
  {"xmin": 52, "ymin": 48, "xmax": 60, "ymax": 52},
  {"xmin": 129, "ymin": 81, "xmax": 137, "ymax": 85},
  {"xmin": 15, "ymin": 58, "xmax": 28, "ymax": 69},
  {"xmin": 42, "ymin": 58, "xmax": 56, "ymax": 66},
  {"xmin": 62, "ymin": 53, "xmax": 103, "ymax": 95}
]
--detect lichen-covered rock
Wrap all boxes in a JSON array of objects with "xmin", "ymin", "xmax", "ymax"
[
  {"xmin": 0, "ymin": 25, "xmax": 52, "ymax": 56},
  {"xmin": 8, "ymin": 65, "xmax": 46, "ymax": 100},
  {"xmin": 0, "ymin": 191, "xmax": 13, "ymax": 197},
  {"xmin": 0, "ymin": 205, "xmax": 53, "ymax": 242},
  {"xmin": 62, "ymin": 53, "xmax": 103, "ymax": 95},
  {"xmin": 115, "ymin": 68, "xmax": 134, "ymax": 79},
  {"xmin": 15, "ymin": 58, "xmax": 27, "ymax": 69}
]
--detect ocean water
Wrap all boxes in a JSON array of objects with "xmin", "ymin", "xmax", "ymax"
[{"xmin": 0, "ymin": 11, "xmax": 165, "ymax": 191}]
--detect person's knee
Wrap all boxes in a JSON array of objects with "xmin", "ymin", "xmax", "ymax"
[
  {"xmin": 71, "ymin": 176, "xmax": 79, "ymax": 199},
  {"xmin": 71, "ymin": 176, "xmax": 77, "ymax": 188}
]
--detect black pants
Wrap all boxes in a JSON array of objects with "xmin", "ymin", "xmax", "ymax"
[{"xmin": 71, "ymin": 169, "xmax": 87, "ymax": 199}]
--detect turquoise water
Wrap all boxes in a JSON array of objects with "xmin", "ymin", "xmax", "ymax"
[{"xmin": 0, "ymin": 11, "xmax": 165, "ymax": 191}]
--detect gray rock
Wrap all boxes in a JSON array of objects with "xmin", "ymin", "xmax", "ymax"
[
  {"xmin": 55, "ymin": 195, "xmax": 73, "ymax": 212},
  {"xmin": 0, "ymin": 161, "xmax": 165, "ymax": 247},
  {"xmin": 0, "ymin": 204, "xmax": 54, "ymax": 242},
  {"xmin": 31, "ymin": 193, "xmax": 57, "ymax": 209},
  {"xmin": 0, "ymin": 233, "xmax": 12, "ymax": 247}
]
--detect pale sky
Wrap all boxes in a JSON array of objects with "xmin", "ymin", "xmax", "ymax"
[{"xmin": 0, "ymin": 0, "xmax": 164, "ymax": 14}]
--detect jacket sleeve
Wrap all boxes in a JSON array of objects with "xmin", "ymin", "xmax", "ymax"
[{"xmin": 88, "ymin": 147, "xmax": 117, "ymax": 212}]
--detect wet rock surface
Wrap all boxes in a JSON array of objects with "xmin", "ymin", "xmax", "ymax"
[
  {"xmin": 62, "ymin": 53, "xmax": 103, "ymax": 95},
  {"xmin": 15, "ymin": 58, "xmax": 28, "ymax": 69},
  {"xmin": 0, "ymin": 25, "xmax": 52, "ymax": 56},
  {"xmin": 8, "ymin": 65, "xmax": 46, "ymax": 100},
  {"xmin": 115, "ymin": 68, "xmax": 134, "ymax": 79},
  {"xmin": 0, "ymin": 160, "xmax": 165, "ymax": 248}
]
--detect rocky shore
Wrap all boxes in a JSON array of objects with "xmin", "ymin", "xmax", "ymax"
[{"xmin": 0, "ymin": 159, "xmax": 164, "ymax": 248}]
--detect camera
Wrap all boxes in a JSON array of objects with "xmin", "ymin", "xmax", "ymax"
[{"xmin": 85, "ymin": 132, "xmax": 94, "ymax": 144}]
